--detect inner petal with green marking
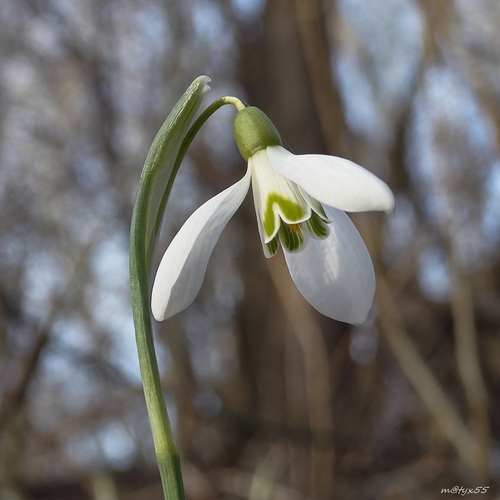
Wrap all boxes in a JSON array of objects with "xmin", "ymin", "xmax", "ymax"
[
  {"xmin": 250, "ymin": 148, "xmax": 330, "ymax": 256},
  {"xmin": 265, "ymin": 211, "xmax": 330, "ymax": 255},
  {"xmin": 250, "ymin": 148, "xmax": 311, "ymax": 242},
  {"xmin": 262, "ymin": 193, "xmax": 307, "ymax": 240}
]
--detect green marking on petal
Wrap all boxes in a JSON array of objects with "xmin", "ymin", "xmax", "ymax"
[
  {"xmin": 263, "ymin": 193, "xmax": 306, "ymax": 238},
  {"xmin": 307, "ymin": 211, "xmax": 330, "ymax": 239},
  {"xmin": 266, "ymin": 236, "xmax": 279, "ymax": 257},
  {"xmin": 279, "ymin": 223, "xmax": 304, "ymax": 252},
  {"xmin": 314, "ymin": 204, "xmax": 329, "ymax": 221}
]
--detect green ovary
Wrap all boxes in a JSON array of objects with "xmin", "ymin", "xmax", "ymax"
[{"xmin": 262, "ymin": 193, "xmax": 306, "ymax": 239}]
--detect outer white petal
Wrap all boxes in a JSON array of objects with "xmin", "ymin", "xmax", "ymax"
[
  {"xmin": 267, "ymin": 146, "xmax": 395, "ymax": 214},
  {"xmin": 283, "ymin": 206, "xmax": 375, "ymax": 324},
  {"xmin": 151, "ymin": 167, "xmax": 251, "ymax": 320}
]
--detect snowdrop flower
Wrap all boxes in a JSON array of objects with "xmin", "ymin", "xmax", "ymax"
[{"xmin": 152, "ymin": 106, "xmax": 394, "ymax": 324}]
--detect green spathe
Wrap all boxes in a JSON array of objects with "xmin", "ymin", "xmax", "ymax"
[{"xmin": 233, "ymin": 107, "xmax": 282, "ymax": 161}]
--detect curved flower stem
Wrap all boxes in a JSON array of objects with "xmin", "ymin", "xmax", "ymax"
[
  {"xmin": 158, "ymin": 96, "xmax": 246, "ymax": 223},
  {"xmin": 130, "ymin": 94, "xmax": 244, "ymax": 500}
]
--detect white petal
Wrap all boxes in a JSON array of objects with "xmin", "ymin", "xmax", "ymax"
[
  {"xmin": 283, "ymin": 206, "xmax": 375, "ymax": 324},
  {"xmin": 267, "ymin": 146, "xmax": 395, "ymax": 214},
  {"xmin": 151, "ymin": 167, "xmax": 251, "ymax": 320}
]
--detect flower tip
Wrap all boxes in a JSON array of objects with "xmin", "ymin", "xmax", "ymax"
[
  {"xmin": 385, "ymin": 196, "xmax": 396, "ymax": 215},
  {"xmin": 152, "ymin": 300, "xmax": 181, "ymax": 322},
  {"xmin": 152, "ymin": 312, "xmax": 163, "ymax": 322},
  {"xmin": 333, "ymin": 301, "xmax": 372, "ymax": 325},
  {"xmin": 377, "ymin": 183, "xmax": 396, "ymax": 215},
  {"xmin": 349, "ymin": 310, "xmax": 370, "ymax": 326},
  {"xmin": 151, "ymin": 283, "xmax": 175, "ymax": 322},
  {"xmin": 151, "ymin": 300, "xmax": 167, "ymax": 322}
]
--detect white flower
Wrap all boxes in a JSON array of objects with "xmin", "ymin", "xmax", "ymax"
[{"xmin": 151, "ymin": 108, "xmax": 395, "ymax": 325}]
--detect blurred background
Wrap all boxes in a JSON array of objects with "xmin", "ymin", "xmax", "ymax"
[{"xmin": 1, "ymin": 0, "xmax": 500, "ymax": 498}]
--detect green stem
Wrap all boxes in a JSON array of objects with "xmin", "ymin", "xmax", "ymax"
[
  {"xmin": 130, "ymin": 95, "xmax": 244, "ymax": 500},
  {"xmin": 130, "ymin": 235, "xmax": 183, "ymax": 499}
]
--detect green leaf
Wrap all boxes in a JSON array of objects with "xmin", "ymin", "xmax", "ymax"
[
  {"xmin": 132, "ymin": 75, "xmax": 211, "ymax": 275},
  {"xmin": 129, "ymin": 76, "xmax": 210, "ymax": 500}
]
